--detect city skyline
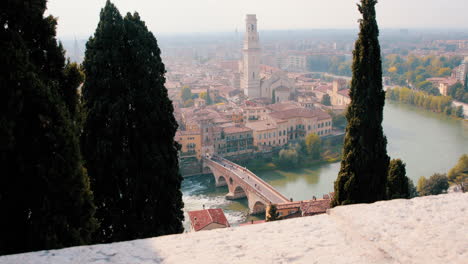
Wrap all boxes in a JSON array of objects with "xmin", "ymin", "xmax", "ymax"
[{"xmin": 48, "ymin": 0, "xmax": 468, "ymax": 38}]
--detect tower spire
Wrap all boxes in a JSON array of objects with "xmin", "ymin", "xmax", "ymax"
[{"xmin": 241, "ymin": 14, "xmax": 261, "ymax": 98}]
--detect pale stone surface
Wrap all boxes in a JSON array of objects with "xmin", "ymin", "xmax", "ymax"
[{"xmin": 1, "ymin": 193, "xmax": 467, "ymax": 264}]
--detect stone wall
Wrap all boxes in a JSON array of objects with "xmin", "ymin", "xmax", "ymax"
[{"xmin": 2, "ymin": 193, "xmax": 466, "ymax": 264}]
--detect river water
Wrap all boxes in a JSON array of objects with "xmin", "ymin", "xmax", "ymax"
[{"xmin": 181, "ymin": 101, "xmax": 468, "ymax": 228}]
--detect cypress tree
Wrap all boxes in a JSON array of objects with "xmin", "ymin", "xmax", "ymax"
[
  {"xmin": 206, "ymin": 88, "xmax": 213, "ymax": 105},
  {"xmin": 0, "ymin": 0, "xmax": 96, "ymax": 254},
  {"xmin": 386, "ymin": 159, "xmax": 409, "ymax": 199},
  {"xmin": 82, "ymin": 1, "xmax": 184, "ymax": 243},
  {"xmin": 331, "ymin": 0, "xmax": 389, "ymax": 206}
]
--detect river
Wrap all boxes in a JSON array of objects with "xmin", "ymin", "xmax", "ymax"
[{"xmin": 181, "ymin": 101, "xmax": 468, "ymax": 228}]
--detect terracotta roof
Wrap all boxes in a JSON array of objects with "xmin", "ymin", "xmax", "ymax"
[
  {"xmin": 188, "ymin": 209, "xmax": 230, "ymax": 232},
  {"xmin": 338, "ymin": 89, "xmax": 350, "ymax": 97},
  {"xmin": 224, "ymin": 126, "xmax": 252, "ymax": 134},
  {"xmin": 269, "ymin": 108, "xmax": 331, "ymax": 120},
  {"xmin": 245, "ymin": 120, "xmax": 277, "ymax": 132},
  {"xmin": 267, "ymin": 101, "xmax": 301, "ymax": 112},
  {"xmin": 301, "ymin": 199, "xmax": 331, "ymax": 216},
  {"xmin": 276, "ymin": 201, "xmax": 302, "ymax": 210},
  {"xmin": 315, "ymin": 85, "xmax": 332, "ymax": 93}
]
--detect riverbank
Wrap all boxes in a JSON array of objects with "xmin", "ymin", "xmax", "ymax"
[{"xmin": 386, "ymin": 86, "xmax": 465, "ymax": 119}]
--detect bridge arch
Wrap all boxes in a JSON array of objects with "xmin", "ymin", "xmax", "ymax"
[
  {"xmin": 252, "ymin": 201, "xmax": 267, "ymax": 215},
  {"xmin": 217, "ymin": 176, "xmax": 227, "ymax": 186},
  {"xmin": 232, "ymin": 185, "xmax": 247, "ymax": 199}
]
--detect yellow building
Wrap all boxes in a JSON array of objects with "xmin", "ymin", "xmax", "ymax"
[
  {"xmin": 269, "ymin": 108, "xmax": 333, "ymax": 139},
  {"xmin": 176, "ymin": 130, "xmax": 202, "ymax": 160},
  {"xmin": 245, "ymin": 119, "xmax": 288, "ymax": 149}
]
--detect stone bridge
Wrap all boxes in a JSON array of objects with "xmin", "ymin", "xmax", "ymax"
[{"xmin": 203, "ymin": 155, "xmax": 290, "ymax": 214}]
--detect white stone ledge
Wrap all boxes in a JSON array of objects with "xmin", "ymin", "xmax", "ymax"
[{"xmin": 1, "ymin": 193, "xmax": 467, "ymax": 264}]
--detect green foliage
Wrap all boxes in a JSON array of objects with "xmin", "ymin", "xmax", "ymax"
[
  {"xmin": 455, "ymin": 106, "xmax": 464, "ymax": 118},
  {"xmin": 448, "ymin": 154, "xmax": 468, "ymax": 192},
  {"xmin": 321, "ymin": 94, "xmax": 332, "ymax": 106},
  {"xmin": 277, "ymin": 148, "xmax": 300, "ymax": 167},
  {"xmin": 305, "ymin": 133, "xmax": 322, "ymax": 160},
  {"xmin": 266, "ymin": 204, "xmax": 280, "ymax": 222},
  {"xmin": 181, "ymin": 86, "xmax": 192, "ymax": 103},
  {"xmin": 272, "ymin": 89, "xmax": 276, "ymax": 104},
  {"xmin": 332, "ymin": 0, "xmax": 390, "ymax": 206},
  {"xmin": 417, "ymin": 176, "xmax": 427, "ymax": 195},
  {"xmin": 0, "ymin": 0, "xmax": 96, "ymax": 254},
  {"xmin": 416, "ymin": 80, "xmax": 439, "ymax": 95},
  {"xmin": 206, "ymin": 89, "xmax": 213, "ymax": 105},
  {"xmin": 384, "ymin": 54, "xmax": 462, "ymax": 87},
  {"xmin": 386, "ymin": 87, "xmax": 457, "ymax": 115},
  {"xmin": 408, "ymin": 179, "xmax": 418, "ymax": 198},
  {"xmin": 386, "ymin": 159, "xmax": 410, "ymax": 199},
  {"xmin": 417, "ymin": 174, "xmax": 449, "ymax": 196},
  {"xmin": 447, "ymin": 81, "xmax": 468, "ymax": 104},
  {"xmin": 82, "ymin": 1, "xmax": 183, "ymax": 243}
]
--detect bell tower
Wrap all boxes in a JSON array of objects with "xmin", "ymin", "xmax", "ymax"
[{"xmin": 241, "ymin": 14, "xmax": 261, "ymax": 98}]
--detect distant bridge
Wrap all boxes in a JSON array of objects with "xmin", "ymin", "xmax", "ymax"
[{"xmin": 203, "ymin": 155, "xmax": 290, "ymax": 214}]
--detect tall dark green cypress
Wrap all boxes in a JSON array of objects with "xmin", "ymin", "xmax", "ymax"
[
  {"xmin": 386, "ymin": 159, "xmax": 409, "ymax": 199},
  {"xmin": 82, "ymin": 1, "xmax": 184, "ymax": 243},
  {"xmin": 331, "ymin": 0, "xmax": 389, "ymax": 206},
  {"xmin": 0, "ymin": 0, "xmax": 97, "ymax": 254}
]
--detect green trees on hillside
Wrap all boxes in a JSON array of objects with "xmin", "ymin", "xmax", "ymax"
[
  {"xmin": 0, "ymin": 0, "xmax": 96, "ymax": 254},
  {"xmin": 82, "ymin": 1, "xmax": 183, "ymax": 243},
  {"xmin": 332, "ymin": 0, "xmax": 390, "ymax": 206}
]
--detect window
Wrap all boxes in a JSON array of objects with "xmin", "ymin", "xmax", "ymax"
[
  {"xmin": 308, "ymin": 125, "xmax": 311, "ymax": 130},
  {"xmin": 279, "ymin": 131, "xmax": 282, "ymax": 136}
]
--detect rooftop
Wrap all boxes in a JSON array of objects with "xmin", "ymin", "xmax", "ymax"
[
  {"xmin": 245, "ymin": 120, "xmax": 278, "ymax": 132},
  {"xmin": 269, "ymin": 108, "xmax": 331, "ymax": 120},
  {"xmin": 224, "ymin": 126, "xmax": 252, "ymax": 134},
  {"xmin": 188, "ymin": 209, "xmax": 230, "ymax": 232}
]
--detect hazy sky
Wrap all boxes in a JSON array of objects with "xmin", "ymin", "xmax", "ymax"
[{"xmin": 47, "ymin": 0, "xmax": 468, "ymax": 38}]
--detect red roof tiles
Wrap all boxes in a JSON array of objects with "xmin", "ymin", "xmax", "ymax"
[{"xmin": 188, "ymin": 209, "xmax": 230, "ymax": 232}]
